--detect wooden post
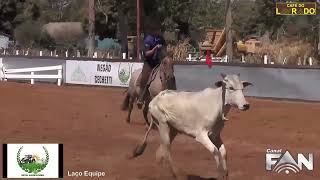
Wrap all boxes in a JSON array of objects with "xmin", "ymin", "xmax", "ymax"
[
  {"xmin": 225, "ymin": 0, "xmax": 233, "ymax": 62},
  {"xmin": 87, "ymin": 0, "xmax": 95, "ymax": 57},
  {"xmin": 136, "ymin": 0, "xmax": 141, "ymax": 60}
]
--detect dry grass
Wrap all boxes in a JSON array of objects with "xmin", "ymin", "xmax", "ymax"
[
  {"xmin": 255, "ymin": 40, "xmax": 315, "ymax": 65},
  {"xmin": 167, "ymin": 38, "xmax": 191, "ymax": 61}
]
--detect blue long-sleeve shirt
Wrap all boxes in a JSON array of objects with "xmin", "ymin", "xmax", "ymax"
[{"xmin": 143, "ymin": 35, "xmax": 165, "ymax": 68}]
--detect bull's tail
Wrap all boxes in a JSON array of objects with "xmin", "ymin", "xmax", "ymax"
[
  {"xmin": 121, "ymin": 91, "xmax": 130, "ymax": 111},
  {"xmin": 129, "ymin": 115, "xmax": 155, "ymax": 159}
]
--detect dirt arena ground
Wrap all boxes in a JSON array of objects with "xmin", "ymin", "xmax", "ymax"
[{"xmin": 0, "ymin": 82, "xmax": 319, "ymax": 180}]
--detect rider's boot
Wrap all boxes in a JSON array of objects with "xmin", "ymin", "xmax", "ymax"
[{"xmin": 137, "ymin": 85, "xmax": 149, "ymax": 109}]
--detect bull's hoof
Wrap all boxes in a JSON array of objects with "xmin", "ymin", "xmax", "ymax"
[{"xmin": 126, "ymin": 118, "xmax": 130, "ymax": 123}]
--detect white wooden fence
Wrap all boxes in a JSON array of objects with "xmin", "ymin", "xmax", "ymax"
[
  {"xmin": 186, "ymin": 53, "xmax": 227, "ymax": 62},
  {"xmin": 0, "ymin": 64, "xmax": 63, "ymax": 86}
]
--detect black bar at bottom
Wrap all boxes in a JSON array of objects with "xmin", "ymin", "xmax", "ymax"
[
  {"xmin": 2, "ymin": 144, "xmax": 7, "ymax": 178},
  {"xmin": 58, "ymin": 144, "xmax": 63, "ymax": 178}
]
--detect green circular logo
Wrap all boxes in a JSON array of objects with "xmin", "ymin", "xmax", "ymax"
[
  {"xmin": 118, "ymin": 63, "xmax": 132, "ymax": 84},
  {"xmin": 17, "ymin": 146, "xmax": 49, "ymax": 174}
]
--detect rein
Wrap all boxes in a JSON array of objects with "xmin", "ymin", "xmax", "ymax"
[
  {"xmin": 148, "ymin": 64, "xmax": 160, "ymax": 85},
  {"xmin": 221, "ymin": 84, "xmax": 229, "ymax": 121}
]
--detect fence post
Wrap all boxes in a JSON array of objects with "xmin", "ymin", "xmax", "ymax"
[
  {"xmin": 40, "ymin": 51, "xmax": 43, "ymax": 56},
  {"xmin": 50, "ymin": 51, "xmax": 53, "ymax": 56},
  {"xmin": 93, "ymin": 52, "xmax": 97, "ymax": 58},
  {"xmin": 188, "ymin": 54, "xmax": 192, "ymax": 61},
  {"xmin": 16, "ymin": 50, "xmax": 19, "ymax": 55},
  {"xmin": 31, "ymin": 72, "xmax": 34, "ymax": 84},
  {"xmin": 309, "ymin": 57, "xmax": 313, "ymax": 66},
  {"xmin": 57, "ymin": 69, "xmax": 62, "ymax": 86},
  {"xmin": 264, "ymin": 55, "xmax": 268, "ymax": 64},
  {"xmin": 122, "ymin": 53, "xmax": 126, "ymax": 59},
  {"xmin": 224, "ymin": 55, "xmax": 228, "ymax": 62},
  {"xmin": 65, "ymin": 50, "xmax": 68, "ymax": 58}
]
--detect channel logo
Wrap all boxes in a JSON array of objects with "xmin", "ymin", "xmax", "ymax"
[
  {"xmin": 266, "ymin": 149, "xmax": 313, "ymax": 174},
  {"xmin": 3, "ymin": 144, "xmax": 63, "ymax": 178}
]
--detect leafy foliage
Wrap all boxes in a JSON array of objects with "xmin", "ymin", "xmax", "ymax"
[
  {"xmin": 0, "ymin": 0, "xmax": 319, "ymax": 54},
  {"xmin": 0, "ymin": 0, "xmax": 40, "ymax": 36},
  {"xmin": 14, "ymin": 20, "xmax": 55, "ymax": 48}
]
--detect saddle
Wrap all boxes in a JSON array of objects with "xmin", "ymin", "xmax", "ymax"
[{"xmin": 137, "ymin": 64, "xmax": 160, "ymax": 88}]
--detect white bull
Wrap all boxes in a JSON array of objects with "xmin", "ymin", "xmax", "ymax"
[{"xmin": 130, "ymin": 74, "xmax": 252, "ymax": 180}]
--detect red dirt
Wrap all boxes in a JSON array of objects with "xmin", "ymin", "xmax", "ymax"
[{"xmin": 0, "ymin": 82, "xmax": 319, "ymax": 180}]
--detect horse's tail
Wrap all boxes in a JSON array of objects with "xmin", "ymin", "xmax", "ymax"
[{"xmin": 121, "ymin": 90, "xmax": 130, "ymax": 111}]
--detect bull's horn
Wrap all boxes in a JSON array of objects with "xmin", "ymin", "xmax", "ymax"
[{"xmin": 222, "ymin": 114, "xmax": 229, "ymax": 121}]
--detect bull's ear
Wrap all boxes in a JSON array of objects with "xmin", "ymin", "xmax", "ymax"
[
  {"xmin": 215, "ymin": 81, "xmax": 224, "ymax": 87},
  {"xmin": 221, "ymin": 73, "xmax": 226, "ymax": 79},
  {"xmin": 242, "ymin": 81, "xmax": 253, "ymax": 87}
]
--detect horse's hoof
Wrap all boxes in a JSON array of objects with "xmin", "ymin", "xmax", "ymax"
[{"xmin": 137, "ymin": 104, "xmax": 143, "ymax": 109}]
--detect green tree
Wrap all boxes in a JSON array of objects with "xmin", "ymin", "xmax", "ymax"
[
  {"xmin": 254, "ymin": 0, "xmax": 284, "ymax": 38},
  {"xmin": 232, "ymin": 0, "xmax": 257, "ymax": 39},
  {"xmin": 190, "ymin": 0, "xmax": 225, "ymax": 29},
  {"xmin": 14, "ymin": 20, "xmax": 55, "ymax": 48},
  {"xmin": 0, "ymin": 0, "xmax": 40, "ymax": 36}
]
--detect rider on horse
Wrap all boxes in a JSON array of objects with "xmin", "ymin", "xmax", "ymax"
[{"xmin": 137, "ymin": 21, "xmax": 166, "ymax": 109}]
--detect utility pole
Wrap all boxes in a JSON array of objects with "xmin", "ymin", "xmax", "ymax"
[
  {"xmin": 136, "ymin": 0, "xmax": 141, "ymax": 60},
  {"xmin": 88, "ymin": 0, "xmax": 95, "ymax": 57},
  {"xmin": 318, "ymin": 1, "xmax": 320, "ymax": 57},
  {"xmin": 226, "ymin": 0, "xmax": 233, "ymax": 62}
]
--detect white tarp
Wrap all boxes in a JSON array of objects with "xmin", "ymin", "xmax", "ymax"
[{"xmin": 65, "ymin": 60, "xmax": 143, "ymax": 87}]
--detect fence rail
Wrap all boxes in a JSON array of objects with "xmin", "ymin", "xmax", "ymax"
[
  {"xmin": 0, "ymin": 47, "xmax": 318, "ymax": 66},
  {"xmin": 0, "ymin": 64, "xmax": 63, "ymax": 86},
  {"xmin": 0, "ymin": 48, "xmax": 122, "ymax": 59}
]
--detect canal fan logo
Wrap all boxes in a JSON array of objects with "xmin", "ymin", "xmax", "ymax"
[
  {"xmin": 71, "ymin": 65, "xmax": 87, "ymax": 82},
  {"xmin": 17, "ymin": 146, "xmax": 49, "ymax": 176},
  {"xmin": 118, "ymin": 63, "xmax": 132, "ymax": 85},
  {"xmin": 266, "ymin": 149, "xmax": 313, "ymax": 174}
]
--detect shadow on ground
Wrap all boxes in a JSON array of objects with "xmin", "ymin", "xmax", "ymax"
[{"xmin": 187, "ymin": 175, "xmax": 217, "ymax": 180}]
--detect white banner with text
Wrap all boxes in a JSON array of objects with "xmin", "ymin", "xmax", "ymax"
[{"xmin": 65, "ymin": 60, "xmax": 143, "ymax": 87}]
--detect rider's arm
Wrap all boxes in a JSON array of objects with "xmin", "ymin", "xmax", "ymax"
[
  {"xmin": 145, "ymin": 45, "xmax": 160, "ymax": 57},
  {"xmin": 143, "ymin": 36, "xmax": 161, "ymax": 59}
]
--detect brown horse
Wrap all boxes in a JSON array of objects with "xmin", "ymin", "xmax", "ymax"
[{"xmin": 121, "ymin": 56, "xmax": 176, "ymax": 125}]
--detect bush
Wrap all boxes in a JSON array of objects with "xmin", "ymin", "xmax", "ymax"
[{"xmin": 14, "ymin": 21, "xmax": 56, "ymax": 49}]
